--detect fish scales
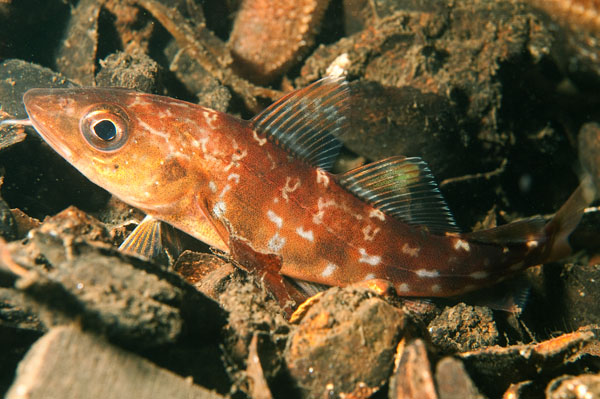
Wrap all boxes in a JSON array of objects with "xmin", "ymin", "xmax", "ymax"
[{"xmin": 5, "ymin": 77, "xmax": 595, "ymax": 299}]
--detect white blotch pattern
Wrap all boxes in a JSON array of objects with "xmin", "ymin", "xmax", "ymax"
[
  {"xmin": 397, "ymin": 283, "xmax": 410, "ymax": 293},
  {"xmin": 228, "ymin": 173, "xmax": 240, "ymax": 184},
  {"xmin": 358, "ymin": 248, "xmax": 382, "ymax": 266},
  {"xmin": 454, "ymin": 239, "xmax": 471, "ymax": 252},
  {"xmin": 281, "ymin": 176, "xmax": 301, "ymax": 202},
  {"xmin": 431, "ymin": 284, "xmax": 441, "ymax": 294},
  {"xmin": 526, "ymin": 240, "xmax": 538, "ymax": 249},
  {"xmin": 401, "ymin": 243, "xmax": 420, "ymax": 258},
  {"xmin": 267, "ymin": 210, "xmax": 283, "ymax": 229},
  {"xmin": 203, "ymin": 110, "xmax": 218, "ymax": 129},
  {"xmin": 416, "ymin": 269, "xmax": 440, "ymax": 278},
  {"xmin": 469, "ymin": 271, "xmax": 488, "ymax": 280},
  {"xmin": 321, "ymin": 263, "xmax": 337, "ymax": 278},
  {"xmin": 252, "ymin": 129, "xmax": 267, "ymax": 146},
  {"xmin": 364, "ymin": 273, "xmax": 376, "ymax": 281},
  {"xmin": 313, "ymin": 197, "xmax": 336, "ymax": 224},
  {"xmin": 316, "ymin": 169, "xmax": 330, "ymax": 188},
  {"xmin": 362, "ymin": 225, "xmax": 380, "ymax": 241},
  {"xmin": 212, "ymin": 201, "xmax": 226, "ymax": 218},
  {"xmin": 208, "ymin": 181, "xmax": 217, "ymax": 193},
  {"xmin": 369, "ymin": 209, "xmax": 386, "ymax": 221},
  {"xmin": 268, "ymin": 232, "xmax": 286, "ymax": 252},
  {"xmin": 295, "ymin": 227, "xmax": 314, "ymax": 242}
]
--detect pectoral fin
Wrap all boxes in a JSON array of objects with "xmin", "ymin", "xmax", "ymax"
[{"xmin": 119, "ymin": 215, "xmax": 183, "ymax": 265}]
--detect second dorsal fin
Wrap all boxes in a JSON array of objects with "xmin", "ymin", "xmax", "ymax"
[
  {"xmin": 338, "ymin": 156, "xmax": 460, "ymax": 234},
  {"xmin": 251, "ymin": 77, "xmax": 350, "ymax": 171}
]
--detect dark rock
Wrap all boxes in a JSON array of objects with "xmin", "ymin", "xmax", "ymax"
[
  {"xmin": 3, "ymin": 206, "xmax": 226, "ymax": 348},
  {"xmin": 0, "ymin": 59, "xmax": 73, "ymax": 119},
  {"xmin": 55, "ymin": 0, "xmax": 100, "ymax": 86},
  {"xmin": 96, "ymin": 50, "xmax": 161, "ymax": 93},
  {"xmin": 428, "ymin": 303, "xmax": 499, "ymax": 354},
  {"xmin": 285, "ymin": 287, "xmax": 406, "ymax": 398},
  {"xmin": 165, "ymin": 41, "xmax": 232, "ymax": 112},
  {"xmin": 579, "ymin": 122, "xmax": 600, "ymax": 194},
  {"xmin": 460, "ymin": 328, "xmax": 598, "ymax": 398}
]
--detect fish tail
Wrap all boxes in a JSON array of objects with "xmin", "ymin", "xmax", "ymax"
[
  {"xmin": 544, "ymin": 175, "xmax": 597, "ymax": 261},
  {"xmin": 464, "ymin": 176, "xmax": 596, "ymax": 262}
]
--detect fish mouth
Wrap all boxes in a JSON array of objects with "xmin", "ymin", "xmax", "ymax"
[{"xmin": 23, "ymin": 89, "xmax": 76, "ymax": 161}]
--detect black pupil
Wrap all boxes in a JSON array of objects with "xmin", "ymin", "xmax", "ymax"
[{"xmin": 93, "ymin": 120, "xmax": 117, "ymax": 141}]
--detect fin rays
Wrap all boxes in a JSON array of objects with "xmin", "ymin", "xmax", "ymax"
[
  {"xmin": 339, "ymin": 156, "xmax": 460, "ymax": 234},
  {"xmin": 251, "ymin": 77, "xmax": 350, "ymax": 171}
]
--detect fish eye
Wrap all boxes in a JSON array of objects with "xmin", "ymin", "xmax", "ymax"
[
  {"xmin": 92, "ymin": 119, "xmax": 117, "ymax": 141},
  {"xmin": 80, "ymin": 104, "xmax": 129, "ymax": 151}
]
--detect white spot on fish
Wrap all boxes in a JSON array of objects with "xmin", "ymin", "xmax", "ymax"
[
  {"xmin": 526, "ymin": 240, "xmax": 538, "ymax": 249},
  {"xmin": 313, "ymin": 197, "xmax": 336, "ymax": 224},
  {"xmin": 469, "ymin": 271, "xmax": 488, "ymax": 280},
  {"xmin": 401, "ymin": 243, "xmax": 420, "ymax": 257},
  {"xmin": 252, "ymin": 130, "xmax": 267, "ymax": 146},
  {"xmin": 322, "ymin": 263, "xmax": 337, "ymax": 278},
  {"xmin": 316, "ymin": 169, "xmax": 330, "ymax": 188},
  {"xmin": 362, "ymin": 225, "xmax": 380, "ymax": 241},
  {"xmin": 212, "ymin": 201, "xmax": 226, "ymax": 218},
  {"xmin": 228, "ymin": 173, "xmax": 240, "ymax": 184},
  {"xmin": 224, "ymin": 139, "xmax": 248, "ymax": 171},
  {"xmin": 273, "ymin": 197, "xmax": 279, "ymax": 204},
  {"xmin": 208, "ymin": 181, "xmax": 217, "ymax": 193},
  {"xmin": 219, "ymin": 184, "xmax": 231, "ymax": 198},
  {"xmin": 268, "ymin": 232, "xmax": 286, "ymax": 252},
  {"xmin": 454, "ymin": 239, "xmax": 471, "ymax": 252},
  {"xmin": 281, "ymin": 176, "xmax": 301, "ymax": 202},
  {"xmin": 203, "ymin": 110, "xmax": 218, "ymax": 129},
  {"xmin": 416, "ymin": 269, "xmax": 440, "ymax": 278},
  {"xmin": 431, "ymin": 284, "xmax": 441, "ymax": 294},
  {"xmin": 296, "ymin": 227, "xmax": 314, "ymax": 242},
  {"xmin": 358, "ymin": 248, "xmax": 381, "ymax": 266},
  {"xmin": 398, "ymin": 283, "xmax": 410, "ymax": 293},
  {"xmin": 267, "ymin": 210, "xmax": 283, "ymax": 229},
  {"xmin": 369, "ymin": 209, "xmax": 385, "ymax": 221},
  {"xmin": 364, "ymin": 273, "xmax": 376, "ymax": 281}
]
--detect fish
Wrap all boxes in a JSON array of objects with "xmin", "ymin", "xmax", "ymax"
[{"xmin": 1, "ymin": 77, "xmax": 596, "ymax": 301}]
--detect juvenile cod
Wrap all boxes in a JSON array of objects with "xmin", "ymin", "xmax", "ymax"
[{"xmin": 3, "ymin": 77, "xmax": 595, "ymax": 300}]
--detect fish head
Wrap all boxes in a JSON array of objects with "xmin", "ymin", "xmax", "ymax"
[{"xmin": 23, "ymin": 88, "xmax": 195, "ymax": 210}]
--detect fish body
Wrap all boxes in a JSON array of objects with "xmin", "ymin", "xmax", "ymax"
[{"xmin": 13, "ymin": 78, "xmax": 595, "ymax": 297}]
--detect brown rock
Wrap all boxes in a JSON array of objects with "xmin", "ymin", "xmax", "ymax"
[
  {"xmin": 5, "ymin": 325, "xmax": 224, "ymax": 399},
  {"xmin": 389, "ymin": 339, "xmax": 438, "ymax": 399},
  {"xmin": 546, "ymin": 374, "xmax": 600, "ymax": 399},
  {"xmin": 428, "ymin": 303, "xmax": 499, "ymax": 354},
  {"xmin": 435, "ymin": 357, "xmax": 485, "ymax": 399},
  {"xmin": 459, "ymin": 328, "xmax": 598, "ymax": 398},
  {"xmin": 285, "ymin": 287, "xmax": 406, "ymax": 398}
]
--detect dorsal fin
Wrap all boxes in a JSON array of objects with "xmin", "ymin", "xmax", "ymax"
[
  {"xmin": 251, "ymin": 77, "xmax": 350, "ymax": 171},
  {"xmin": 338, "ymin": 156, "xmax": 460, "ymax": 234}
]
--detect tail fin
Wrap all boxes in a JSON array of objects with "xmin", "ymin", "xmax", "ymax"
[
  {"xmin": 465, "ymin": 176, "xmax": 596, "ymax": 262},
  {"xmin": 544, "ymin": 175, "xmax": 597, "ymax": 261}
]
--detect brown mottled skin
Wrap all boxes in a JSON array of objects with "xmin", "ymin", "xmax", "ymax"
[{"xmin": 19, "ymin": 82, "xmax": 590, "ymax": 297}]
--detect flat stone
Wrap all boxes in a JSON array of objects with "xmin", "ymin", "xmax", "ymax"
[{"xmin": 5, "ymin": 325, "xmax": 224, "ymax": 399}]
